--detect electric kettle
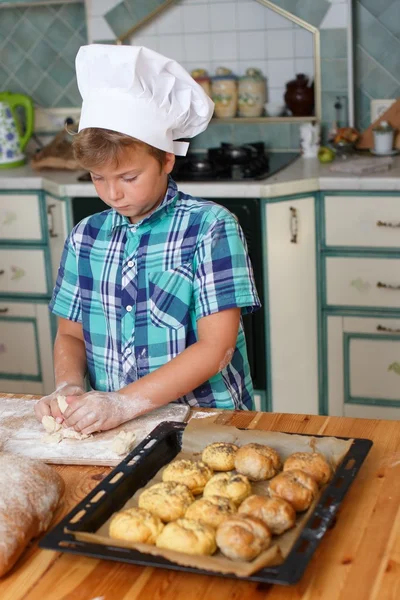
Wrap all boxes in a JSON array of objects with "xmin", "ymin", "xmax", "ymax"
[{"xmin": 0, "ymin": 92, "xmax": 34, "ymax": 168}]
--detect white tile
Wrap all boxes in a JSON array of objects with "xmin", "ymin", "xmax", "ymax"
[
  {"xmin": 320, "ymin": 4, "xmax": 348, "ymax": 29},
  {"xmin": 157, "ymin": 34, "xmax": 185, "ymax": 63},
  {"xmin": 267, "ymin": 87, "xmax": 285, "ymax": 104},
  {"xmin": 294, "ymin": 58, "xmax": 315, "ymax": 79},
  {"xmin": 211, "ymin": 31, "xmax": 238, "ymax": 60},
  {"xmin": 238, "ymin": 31, "xmax": 265, "ymax": 60},
  {"xmin": 89, "ymin": 16, "xmax": 115, "ymax": 41},
  {"xmin": 184, "ymin": 33, "xmax": 211, "ymax": 61},
  {"xmin": 135, "ymin": 20, "xmax": 157, "ymax": 36},
  {"xmin": 210, "ymin": 2, "xmax": 236, "ymax": 32},
  {"xmin": 294, "ymin": 28, "xmax": 314, "ymax": 57},
  {"xmin": 264, "ymin": 6, "xmax": 293, "ymax": 29},
  {"xmin": 130, "ymin": 34, "xmax": 159, "ymax": 52},
  {"xmin": 183, "ymin": 4, "xmax": 210, "ymax": 33},
  {"xmin": 267, "ymin": 59, "xmax": 295, "ymax": 88},
  {"xmin": 267, "ymin": 30, "xmax": 294, "ymax": 59},
  {"xmin": 236, "ymin": 0, "xmax": 267, "ymax": 31},
  {"xmin": 211, "ymin": 60, "xmax": 238, "ymax": 75},
  {"xmin": 155, "ymin": 3, "xmax": 183, "ymax": 35},
  {"xmin": 237, "ymin": 59, "xmax": 267, "ymax": 77}
]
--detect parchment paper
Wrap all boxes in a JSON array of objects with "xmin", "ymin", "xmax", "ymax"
[{"xmin": 73, "ymin": 417, "xmax": 353, "ymax": 577}]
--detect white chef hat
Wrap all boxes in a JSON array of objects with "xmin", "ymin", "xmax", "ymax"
[{"xmin": 75, "ymin": 44, "xmax": 214, "ymax": 156}]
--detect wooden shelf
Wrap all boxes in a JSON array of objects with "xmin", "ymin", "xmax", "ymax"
[{"xmin": 210, "ymin": 116, "xmax": 318, "ymax": 124}]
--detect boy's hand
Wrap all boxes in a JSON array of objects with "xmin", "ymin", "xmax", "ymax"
[
  {"xmin": 34, "ymin": 384, "xmax": 86, "ymax": 423},
  {"xmin": 62, "ymin": 391, "xmax": 135, "ymax": 435}
]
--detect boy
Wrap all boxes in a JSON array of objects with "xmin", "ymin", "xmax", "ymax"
[{"xmin": 35, "ymin": 45, "xmax": 261, "ymax": 435}]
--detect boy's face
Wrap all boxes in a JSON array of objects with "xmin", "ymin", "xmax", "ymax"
[{"xmin": 90, "ymin": 145, "xmax": 175, "ymax": 223}]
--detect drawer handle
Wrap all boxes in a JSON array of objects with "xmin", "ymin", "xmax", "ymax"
[
  {"xmin": 377, "ymin": 281, "xmax": 400, "ymax": 290},
  {"xmin": 0, "ymin": 270, "xmax": 4, "ymax": 276},
  {"xmin": 0, "ymin": 308, "xmax": 9, "ymax": 314},
  {"xmin": 47, "ymin": 204, "xmax": 58, "ymax": 238},
  {"xmin": 290, "ymin": 206, "xmax": 298, "ymax": 244},
  {"xmin": 377, "ymin": 325, "xmax": 400, "ymax": 333},
  {"xmin": 376, "ymin": 220, "xmax": 400, "ymax": 228}
]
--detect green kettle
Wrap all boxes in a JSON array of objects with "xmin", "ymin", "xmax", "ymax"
[{"xmin": 0, "ymin": 92, "xmax": 34, "ymax": 168}]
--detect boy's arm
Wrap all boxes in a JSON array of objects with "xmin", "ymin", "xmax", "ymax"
[{"xmin": 62, "ymin": 307, "xmax": 241, "ymax": 434}]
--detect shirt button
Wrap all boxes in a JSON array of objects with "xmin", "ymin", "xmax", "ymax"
[
  {"xmin": 128, "ymin": 260, "xmax": 134, "ymax": 268},
  {"xmin": 126, "ymin": 348, "xmax": 132, "ymax": 355},
  {"xmin": 126, "ymin": 305, "xmax": 133, "ymax": 312}
]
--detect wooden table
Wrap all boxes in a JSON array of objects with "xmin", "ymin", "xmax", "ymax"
[{"xmin": 1, "ymin": 396, "xmax": 399, "ymax": 600}]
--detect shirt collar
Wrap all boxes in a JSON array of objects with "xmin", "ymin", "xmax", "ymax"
[{"xmin": 110, "ymin": 177, "xmax": 178, "ymax": 232}]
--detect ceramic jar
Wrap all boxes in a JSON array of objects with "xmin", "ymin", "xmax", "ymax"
[
  {"xmin": 372, "ymin": 121, "xmax": 394, "ymax": 155},
  {"xmin": 284, "ymin": 74, "xmax": 314, "ymax": 117},
  {"xmin": 211, "ymin": 68, "xmax": 238, "ymax": 118},
  {"xmin": 191, "ymin": 69, "xmax": 211, "ymax": 98},
  {"xmin": 238, "ymin": 68, "xmax": 266, "ymax": 117}
]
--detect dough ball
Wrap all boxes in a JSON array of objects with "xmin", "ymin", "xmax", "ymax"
[
  {"xmin": 283, "ymin": 452, "xmax": 331, "ymax": 486},
  {"xmin": 112, "ymin": 430, "xmax": 136, "ymax": 456},
  {"xmin": 156, "ymin": 518, "xmax": 216, "ymax": 556},
  {"xmin": 201, "ymin": 442, "xmax": 239, "ymax": 471},
  {"xmin": 238, "ymin": 495, "xmax": 296, "ymax": 535},
  {"xmin": 203, "ymin": 472, "xmax": 251, "ymax": 505},
  {"xmin": 216, "ymin": 515, "xmax": 271, "ymax": 561},
  {"xmin": 162, "ymin": 459, "xmax": 213, "ymax": 495},
  {"xmin": 185, "ymin": 495, "xmax": 237, "ymax": 529},
  {"xmin": 109, "ymin": 507, "xmax": 163, "ymax": 544},
  {"xmin": 57, "ymin": 395, "xmax": 68, "ymax": 414},
  {"xmin": 269, "ymin": 469, "xmax": 318, "ymax": 512},
  {"xmin": 41, "ymin": 415, "xmax": 61, "ymax": 434},
  {"xmin": 138, "ymin": 481, "xmax": 194, "ymax": 522},
  {"xmin": 234, "ymin": 443, "xmax": 281, "ymax": 481}
]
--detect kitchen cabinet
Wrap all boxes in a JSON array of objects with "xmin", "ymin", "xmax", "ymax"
[{"xmin": 263, "ymin": 194, "xmax": 319, "ymax": 415}]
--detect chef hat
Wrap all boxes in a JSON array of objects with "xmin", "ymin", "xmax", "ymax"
[{"xmin": 76, "ymin": 44, "xmax": 214, "ymax": 156}]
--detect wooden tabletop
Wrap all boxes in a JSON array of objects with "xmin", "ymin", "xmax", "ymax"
[{"xmin": 1, "ymin": 396, "xmax": 399, "ymax": 600}]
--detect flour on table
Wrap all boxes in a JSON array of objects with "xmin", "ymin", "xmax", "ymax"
[
  {"xmin": 111, "ymin": 430, "xmax": 136, "ymax": 455},
  {"xmin": 41, "ymin": 415, "xmax": 92, "ymax": 443},
  {"xmin": 42, "ymin": 432, "xmax": 63, "ymax": 444}
]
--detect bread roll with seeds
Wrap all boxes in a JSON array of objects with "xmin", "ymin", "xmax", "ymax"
[
  {"xmin": 283, "ymin": 452, "xmax": 331, "ymax": 486},
  {"xmin": 162, "ymin": 459, "xmax": 213, "ymax": 495},
  {"xmin": 203, "ymin": 472, "xmax": 251, "ymax": 505},
  {"xmin": 109, "ymin": 507, "xmax": 163, "ymax": 544},
  {"xmin": 138, "ymin": 481, "xmax": 194, "ymax": 522},
  {"xmin": 185, "ymin": 495, "xmax": 237, "ymax": 528},
  {"xmin": 156, "ymin": 518, "xmax": 216, "ymax": 556},
  {"xmin": 201, "ymin": 442, "xmax": 239, "ymax": 471}
]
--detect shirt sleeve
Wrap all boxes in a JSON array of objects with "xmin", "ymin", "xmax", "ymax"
[
  {"xmin": 48, "ymin": 233, "xmax": 82, "ymax": 322},
  {"xmin": 192, "ymin": 212, "xmax": 261, "ymax": 320}
]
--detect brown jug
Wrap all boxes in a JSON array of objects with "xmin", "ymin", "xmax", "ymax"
[{"xmin": 284, "ymin": 74, "xmax": 314, "ymax": 117}]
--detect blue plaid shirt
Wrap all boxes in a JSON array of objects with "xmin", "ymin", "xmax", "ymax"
[{"xmin": 50, "ymin": 178, "xmax": 261, "ymax": 409}]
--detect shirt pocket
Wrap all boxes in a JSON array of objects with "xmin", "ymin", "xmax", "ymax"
[{"xmin": 148, "ymin": 263, "xmax": 193, "ymax": 329}]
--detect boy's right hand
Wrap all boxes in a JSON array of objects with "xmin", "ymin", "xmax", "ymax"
[{"xmin": 34, "ymin": 384, "xmax": 85, "ymax": 423}]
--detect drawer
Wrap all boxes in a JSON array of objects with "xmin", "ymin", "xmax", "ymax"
[
  {"xmin": 0, "ymin": 193, "xmax": 44, "ymax": 242},
  {"xmin": 324, "ymin": 195, "xmax": 400, "ymax": 248},
  {"xmin": 0, "ymin": 248, "xmax": 48, "ymax": 295},
  {"xmin": 0, "ymin": 317, "xmax": 41, "ymax": 380},
  {"xmin": 326, "ymin": 256, "xmax": 400, "ymax": 308}
]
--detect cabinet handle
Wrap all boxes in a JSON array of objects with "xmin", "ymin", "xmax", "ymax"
[
  {"xmin": 376, "ymin": 220, "xmax": 400, "ymax": 228},
  {"xmin": 377, "ymin": 281, "xmax": 400, "ymax": 290},
  {"xmin": 377, "ymin": 324, "xmax": 400, "ymax": 333},
  {"xmin": 0, "ymin": 308, "xmax": 9, "ymax": 314},
  {"xmin": 0, "ymin": 270, "xmax": 4, "ymax": 275},
  {"xmin": 290, "ymin": 206, "xmax": 298, "ymax": 243},
  {"xmin": 47, "ymin": 204, "xmax": 58, "ymax": 238}
]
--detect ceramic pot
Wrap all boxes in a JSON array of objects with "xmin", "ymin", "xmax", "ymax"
[
  {"xmin": 372, "ymin": 121, "xmax": 394, "ymax": 154},
  {"xmin": 284, "ymin": 74, "xmax": 314, "ymax": 117},
  {"xmin": 211, "ymin": 68, "xmax": 238, "ymax": 118},
  {"xmin": 238, "ymin": 68, "xmax": 266, "ymax": 117}
]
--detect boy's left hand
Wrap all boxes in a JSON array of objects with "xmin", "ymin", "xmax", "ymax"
[{"xmin": 62, "ymin": 391, "xmax": 131, "ymax": 434}]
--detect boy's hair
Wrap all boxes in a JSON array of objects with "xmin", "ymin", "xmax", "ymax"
[{"xmin": 72, "ymin": 128, "xmax": 167, "ymax": 170}]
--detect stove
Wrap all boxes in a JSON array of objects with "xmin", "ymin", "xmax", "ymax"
[{"xmin": 77, "ymin": 142, "xmax": 299, "ymax": 182}]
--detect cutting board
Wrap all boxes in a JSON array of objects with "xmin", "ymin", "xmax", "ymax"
[
  {"xmin": 357, "ymin": 97, "xmax": 400, "ymax": 149},
  {"xmin": 0, "ymin": 397, "xmax": 190, "ymax": 466}
]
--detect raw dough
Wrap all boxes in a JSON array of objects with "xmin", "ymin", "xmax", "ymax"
[
  {"xmin": 41, "ymin": 415, "xmax": 91, "ymax": 444},
  {"xmin": 42, "ymin": 415, "xmax": 61, "ymax": 434},
  {"xmin": 42, "ymin": 432, "xmax": 63, "ymax": 444},
  {"xmin": 57, "ymin": 395, "xmax": 68, "ymax": 414},
  {"xmin": 111, "ymin": 430, "xmax": 136, "ymax": 455}
]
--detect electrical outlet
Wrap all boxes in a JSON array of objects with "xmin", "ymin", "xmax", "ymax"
[{"xmin": 34, "ymin": 107, "xmax": 81, "ymax": 134}]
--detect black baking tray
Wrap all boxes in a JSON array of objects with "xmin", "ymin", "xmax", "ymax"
[{"xmin": 40, "ymin": 422, "xmax": 372, "ymax": 585}]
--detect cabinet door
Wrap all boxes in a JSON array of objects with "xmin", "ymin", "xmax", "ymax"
[
  {"xmin": 46, "ymin": 195, "xmax": 69, "ymax": 286},
  {"xmin": 327, "ymin": 316, "xmax": 400, "ymax": 420},
  {"xmin": 0, "ymin": 248, "xmax": 48, "ymax": 295},
  {"xmin": 266, "ymin": 197, "xmax": 319, "ymax": 414},
  {"xmin": 0, "ymin": 192, "xmax": 44, "ymax": 242}
]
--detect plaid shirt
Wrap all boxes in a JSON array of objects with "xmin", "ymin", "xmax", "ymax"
[{"xmin": 50, "ymin": 178, "xmax": 261, "ymax": 410}]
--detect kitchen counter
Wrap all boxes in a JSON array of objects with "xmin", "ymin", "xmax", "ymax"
[
  {"xmin": 3, "ymin": 156, "xmax": 400, "ymax": 198},
  {"xmin": 0, "ymin": 393, "xmax": 399, "ymax": 600}
]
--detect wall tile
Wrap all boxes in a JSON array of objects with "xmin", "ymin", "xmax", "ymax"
[
  {"xmin": 267, "ymin": 29, "xmax": 294, "ymax": 59},
  {"xmin": 238, "ymin": 31, "xmax": 265, "ymax": 60},
  {"xmin": 183, "ymin": 3, "xmax": 210, "ymax": 33},
  {"xmin": 155, "ymin": 3, "xmax": 183, "ymax": 34},
  {"xmin": 211, "ymin": 31, "xmax": 238, "ymax": 60},
  {"xmin": 236, "ymin": 0, "xmax": 267, "ymax": 30},
  {"xmin": 14, "ymin": 59, "xmax": 42, "ymax": 93},
  {"xmin": 158, "ymin": 34, "xmax": 184, "ymax": 62},
  {"xmin": 294, "ymin": 28, "xmax": 314, "ymax": 57},
  {"xmin": 104, "ymin": 2, "xmax": 133, "ymax": 38},
  {"xmin": 210, "ymin": 1, "xmax": 236, "ymax": 31},
  {"xmin": 12, "ymin": 18, "xmax": 40, "ymax": 53},
  {"xmin": 294, "ymin": 58, "xmax": 314, "ymax": 79},
  {"xmin": 320, "ymin": 29, "xmax": 347, "ymax": 58},
  {"xmin": 31, "ymin": 74, "xmax": 63, "ymax": 106},
  {"xmin": 264, "ymin": 6, "xmax": 293, "ymax": 29},
  {"xmin": 361, "ymin": 64, "xmax": 400, "ymax": 99},
  {"xmin": 319, "ymin": 3, "xmax": 348, "ymax": 29},
  {"xmin": 0, "ymin": 8, "xmax": 23, "ymax": 36},
  {"xmin": 267, "ymin": 59, "xmax": 295, "ymax": 88},
  {"xmin": 355, "ymin": 87, "xmax": 372, "ymax": 130},
  {"xmin": 184, "ymin": 33, "xmax": 211, "ymax": 61},
  {"xmin": 321, "ymin": 59, "xmax": 348, "ymax": 92},
  {"xmin": 359, "ymin": 0, "xmax": 393, "ymax": 18}
]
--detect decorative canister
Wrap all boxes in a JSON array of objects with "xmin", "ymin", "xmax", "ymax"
[
  {"xmin": 372, "ymin": 121, "xmax": 394, "ymax": 155},
  {"xmin": 191, "ymin": 69, "xmax": 211, "ymax": 98},
  {"xmin": 211, "ymin": 68, "xmax": 238, "ymax": 118},
  {"xmin": 284, "ymin": 73, "xmax": 314, "ymax": 117},
  {"xmin": 238, "ymin": 68, "xmax": 266, "ymax": 117}
]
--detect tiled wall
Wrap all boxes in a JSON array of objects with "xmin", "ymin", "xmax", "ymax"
[
  {"xmin": 0, "ymin": 2, "xmax": 86, "ymax": 107},
  {"xmin": 355, "ymin": 0, "xmax": 400, "ymax": 131}
]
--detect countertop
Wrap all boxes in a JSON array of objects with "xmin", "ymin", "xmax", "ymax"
[
  {"xmin": 2, "ymin": 156, "xmax": 400, "ymax": 198},
  {"xmin": 0, "ymin": 394, "xmax": 399, "ymax": 600}
]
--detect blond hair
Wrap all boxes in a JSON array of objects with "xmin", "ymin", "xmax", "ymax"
[{"xmin": 72, "ymin": 128, "xmax": 167, "ymax": 170}]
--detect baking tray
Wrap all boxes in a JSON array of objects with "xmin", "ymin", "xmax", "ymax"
[{"xmin": 40, "ymin": 421, "xmax": 372, "ymax": 585}]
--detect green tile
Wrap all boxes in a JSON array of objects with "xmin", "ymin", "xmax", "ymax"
[
  {"xmin": 355, "ymin": 87, "xmax": 372, "ymax": 130},
  {"xmin": 0, "ymin": 64, "xmax": 9, "ymax": 88},
  {"xmin": 12, "ymin": 18, "xmax": 40, "ymax": 53},
  {"xmin": 361, "ymin": 64, "xmax": 399, "ymax": 99},
  {"xmin": 359, "ymin": 0, "xmax": 393, "ymax": 19},
  {"xmin": 289, "ymin": 123, "xmax": 301, "ymax": 150},
  {"xmin": 320, "ymin": 30, "xmax": 348, "ymax": 59},
  {"xmin": 23, "ymin": 7, "xmax": 53, "ymax": 35},
  {"xmin": 295, "ymin": 0, "xmax": 330, "ymax": 28},
  {"xmin": 46, "ymin": 18, "xmax": 73, "ymax": 52},
  {"xmin": 54, "ymin": 94, "xmax": 76, "ymax": 108},
  {"xmin": 0, "ymin": 39, "xmax": 25, "ymax": 71},
  {"xmin": 263, "ymin": 123, "xmax": 292, "ymax": 149},
  {"xmin": 354, "ymin": 45, "xmax": 375, "ymax": 85},
  {"xmin": 379, "ymin": 2, "xmax": 400, "ymax": 38},
  {"xmin": 356, "ymin": 3, "xmax": 400, "ymax": 69},
  {"xmin": 321, "ymin": 91, "xmax": 348, "ymax": 124},
  {"xmin": 31, "ymin": 75, "xmax": 62, "ymax": 107},
  {"xmin": 64, "ymin": 78, "xmax": 82, "ymax": 107},
  {"xmin": 57, "ymin": 4, "xmax": 86, "ymax": 32},
  {"xmin": 63, "ymin": 36, "xmax": 85, "ymax": 66},
  {"xmin": 321, "ymin": 59, "xmax": 348, "ymax": 92},
  {"xmin": 127, "ymin": 0, "xmax": 163, "ymax": 22},
  {"xmin": 48, "ymin": 56, "xmax": 75, "ymax": 88},
  {"xmin": 30, "ymin": 39, "xmax": 55, "ymax": 71},
  {"xmin": 0, "ymin": 8, "xmax": 23, "ymax": 37},
  {"xmin": 105, "ymin": 3, "xmax": 135, "ymax": 38},
  {"xmin": 14, "ymin": 58, "xmax": 43, "ymax": 93}
]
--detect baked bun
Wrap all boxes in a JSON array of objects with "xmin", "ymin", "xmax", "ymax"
[
  {"xmin": 185, "ymin": 495, "xmax": 237, "ymax": 528},
  {"xmin": 283, "ymin": 452, "xmax": 331, "ymax": 486},
  {"xmin": 109, "ymin": 507, "xmax": 163, "ymax": 544},
  {"xmin": 216, "ymin": 515, "xmax": 271, "ymax": 561},
  {"xmin": 201, "ymin": 442, "xmax": 239, "ymax": 471},
  {"xmin": 203, "ymin": 472, "xmax": 252, "ymax": 505},
  {"xmin": 138, "ymin": 481, "xmax": 194, "ymax": 522},
  {"xmin": 234, "ymin": 443, "xmax": 281, "ymax": 481},
  {"xmin": 162, "ymin": 459, "xmax": 213, "ymax": 495},
  {"xmin": 238, "ymin": 495, "xmax": 296, "ymax": 535},
  {"xmin": 156, "ymin": 518, "xmax": 216, "ymax": 556},
  {"xmin": 269, "ymin": 469, "xmax": 318, "ymax": 512}
]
